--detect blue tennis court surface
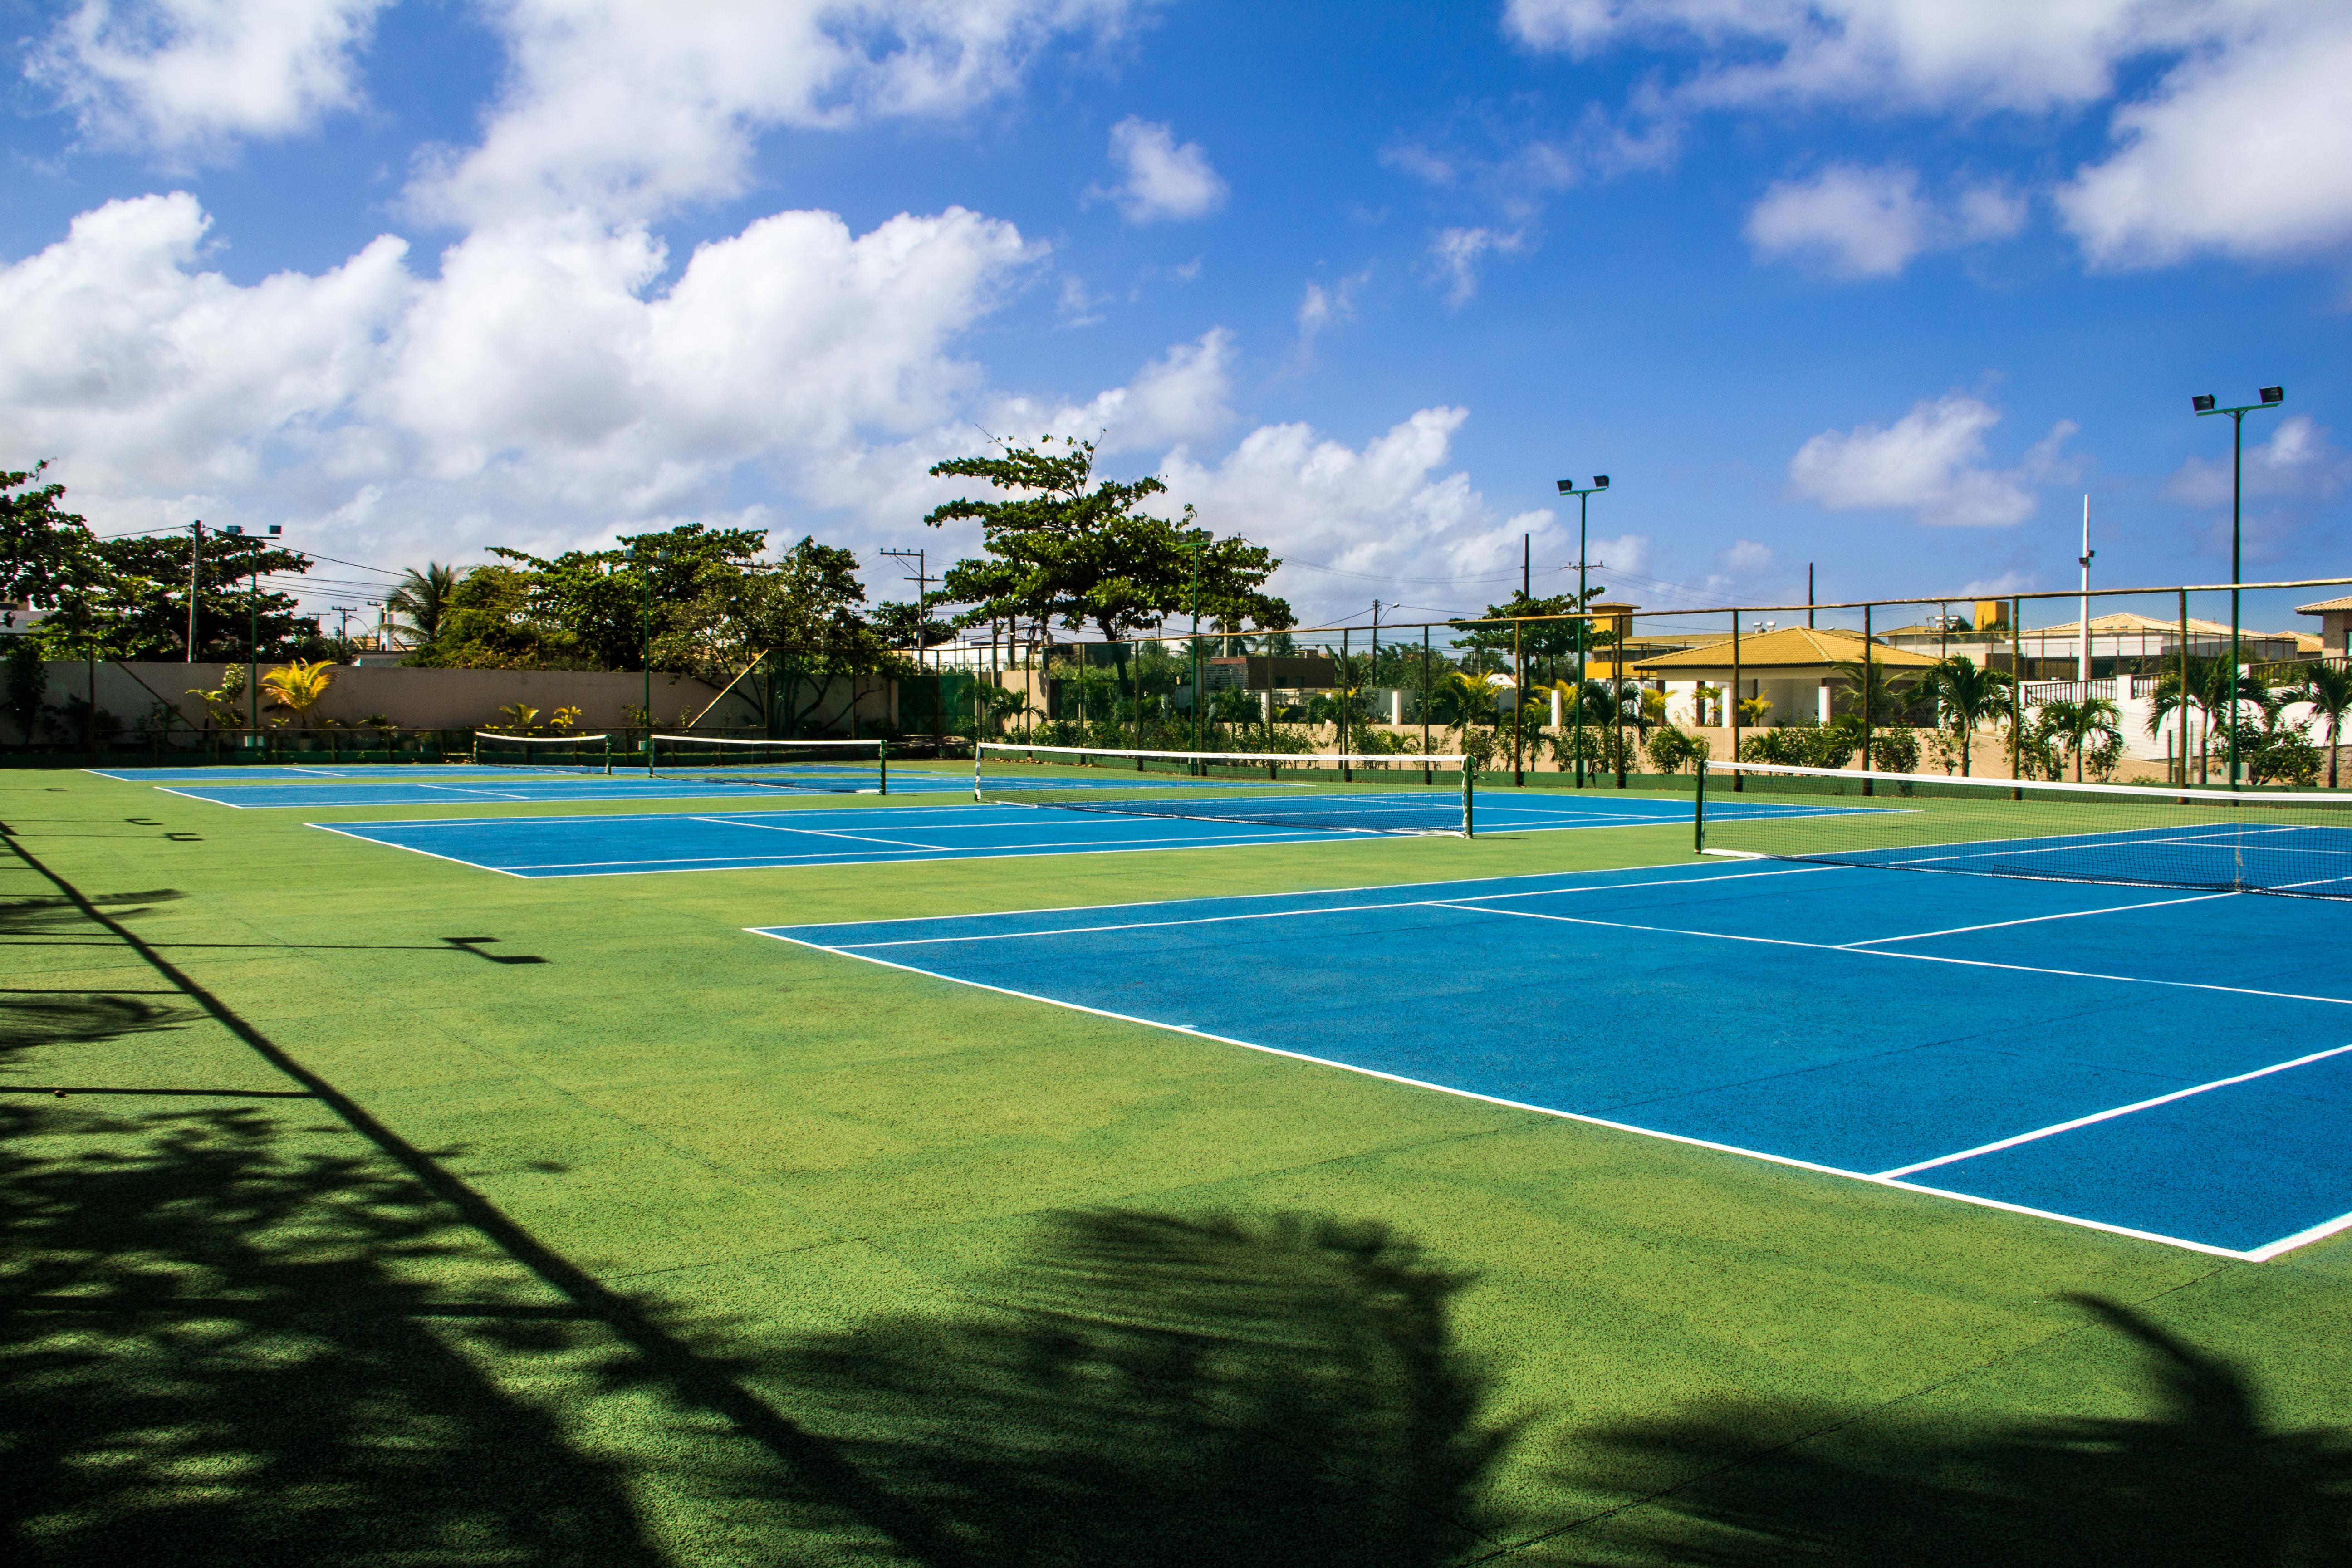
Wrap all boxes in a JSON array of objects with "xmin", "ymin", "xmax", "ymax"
[
  {"xmin": 308, "ymin": 791, "xmax": 1832, "ymax": 872},
  {"xmin": 149, "ymin": 767, "xmax": 991, "ymax": 807},
  {"xmin": 754, "ymin": 860, "xmax": 2352, "ymax": 1259}
]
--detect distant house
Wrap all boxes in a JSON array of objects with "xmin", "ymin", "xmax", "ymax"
[
  {"xmin": 2297, "ymin": 594, "xmax": 2352, "ymax": 658},
  {"xmin": 0, "ymin": 599, "xmax": 49, "ymax": 637},
  {"xmin": 1632, "ymin": 626, "xmax": 1937, "ymax": 728}
]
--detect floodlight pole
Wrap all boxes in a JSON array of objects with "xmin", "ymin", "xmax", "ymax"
[
  {"xmin": 1555, "ymin": 475, "xmax": 1610, "ymax": 787},
  {"xmin": 2195, "ymin": 387, "xmax": 2284, "ymax": 789},
  {"xmin": 186, "ymin": 519, "xmax": 202, "ymax": 662},
  {"xmin": 1182, "ymin": 537, "xmax": 1204, "ymax": 764}
]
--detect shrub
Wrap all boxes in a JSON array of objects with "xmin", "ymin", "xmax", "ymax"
[{"xmin": 1645, "ymin": 726, "xmax": 1710, "ymax": 775}]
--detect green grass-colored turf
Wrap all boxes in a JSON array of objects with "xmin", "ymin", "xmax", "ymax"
[{"xmin": 5, "ymin": 764, "xmax": 2349, "ymax": 1566}]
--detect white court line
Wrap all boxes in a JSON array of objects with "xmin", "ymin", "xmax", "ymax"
[
  {"xmin": 760, "ymin": 859, "xmax": 1827, "ymax": 937},
  {"xmin": 823, "ymin": 865, "xmax": 1842, "ymax": 951},
  {"xmin": 1877, "ymin": 1039, "xmax": 2352, "ymax": 1179},
  {"xmin": 747, "ymin": 928, "xmax": 2273, "ymax": 1261},
  {"xmin": 304, "ymin": 822, "xmax": 536, "ymax": 878},
  {"xmin": 1428, "ymin": 901, "xmax": 2352, "ymax": 1008},
  {"xmin": 1839, "ymin": 890, "xmax": 2236, "ymax": 947},
  {"xmin": 685, "ymin": 815, "xmax": 948, "ymax": 850}
]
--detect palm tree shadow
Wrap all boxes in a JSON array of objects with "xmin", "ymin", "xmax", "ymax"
[
  {"xmin": 0, "ymin": 1100, "xmax": 664, "ymax": 1567},
  {"xmin": 1, "ymin": 994, "xmax": 198, "ymax": 1058},
  {"xmin": 748, "ymin": 1209, "xmax": 1519, "ymax": 1568},
  {"xmin": 1549, "ymin": 1294, "xmax": 2352, "ymax": 1566}
]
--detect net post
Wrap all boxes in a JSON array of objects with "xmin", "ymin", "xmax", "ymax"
[
  {"xmin": 878, "ymin": 738, "xmax": 888, "ymax": 796},
  {"xmin": 1461, "ymin": 759, "xmax": 1475, "ymax": 838},
  {"xmin": 2009, "ymin": 595, "xmax": 2023, "ymax": 800},
  {"xmin": 1730, "ymin": 609, "xmax": 1743, "ymax": 791},
  {"xmin": 973, "ymin": 741, "xmax": 984, "ymax": 802},
  {"xmin": 602, "ymin": 734, "xmax": 612, "ymax": 776},
  {"xmin": 470, "ymin": 733, "xmax": 480, "ymax": 766},
  {"xmin": 1694, "ymin": 757, "xmax": 1706, "ymax": 854},
  {"xmin": 1860, "ymin": 602, "xmax": 1874, "ymax": 797}
]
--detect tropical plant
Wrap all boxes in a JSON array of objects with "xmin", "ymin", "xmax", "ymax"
[
  {"xmin": 490, "ymin": 702, "xmax": 543, "ymax": 735},
  {"xmin": 1866, "ymin": 727, "xmax": 1921, "ymax": 774},
  {"xmin": 388, "ymin": 562, "xmax": 461, "ymax": 647},
  {"xmin": 260, "ymin": 659, "xmax": 336, "ymax": 725},
  {"xmin": 184, "ymin": 665, "xmax": 247, "ymax": 730},
  {"xmin": 548, "ymin": 706, "xmax": 583, "ymax": 735},
  {"xmin": 1736, "ymin": 694, "xmax": 1772, "ymax": 726},
  {"xmin": 1645, "ymin": 725, "xmax": 1709, "ymax": 775},
  {"xmin": 2300, "ymin": 662, "xmax": 2352, "ymax": 788},
  {"xmin": 2038, "ymin": 696, "xmax": 2122, "ymax": 782},
  {"xmin": 2144, "ymin": 655, "xmax": 2265, "ymax": 783},
  {"xmin": 2237, "ymin": 695, "xmax": 2321, "ymax": 787},
  {"xmin": 1915, "ymin": 655, "xmax": 2012, "ymax": 777}
]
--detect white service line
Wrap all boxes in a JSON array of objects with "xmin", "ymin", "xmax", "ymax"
[
  {"xmin": 685, "ymin": 815, "xmax": 947, "ymax": 849},
  {"xmin": 1877, "ymin": 1038, "xmax": 2352, "ymax": 1179},
  {"xmin": 1429, "ymin": 901, "xmax": 2352, "ymax": 1008},
  {"xmin": 1839, "ymin": 889, "xmax": 2236, "ymax": 947},
  {"xmin": 747, "ymin": 927, "xmax": 2277, "ymax": 1262}
]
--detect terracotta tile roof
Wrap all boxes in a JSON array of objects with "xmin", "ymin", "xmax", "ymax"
[
  {"xmin": 1630, "ymin": 625, "xmax": 1938, "ymax": 673},
  {"xmin": 2296, "ymin": 594, "xmax": 2352, "ymax": 614}
]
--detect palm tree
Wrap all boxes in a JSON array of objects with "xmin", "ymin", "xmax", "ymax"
[
  {"xmin": 2041, "ymin": 695, "xmax": 2122, "ymax": 782},
  {"xmin": 388, "ymin": 563, "xmax": 461, "ymax": 649},
  {"xmin": 1914, "ymin": 655, "xmax": 2010, "ymax": 777},
  {"xmin": 2301, "ymin": 662, "xmax": 2352, "ymax": 789},
  {"xmin": 260, "ymin": 659, "xmax": 336, "ymax": 726},
  {"xmin": 2145, "ymin": 655, "xmax": 2265, "ymax": 784}
]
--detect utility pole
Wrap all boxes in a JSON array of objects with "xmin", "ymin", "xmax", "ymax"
[
  {"xmin": 2193, "ymin": 386, "xmax": 2284, "ymax": 789},
  {"xmin": 331, "ymin": 605, "xmax": 356, "ymax": 660},
  {"xmin": 878, "ymin": 548, "xmax": 931, "ymax": 668},
  {"xmin": 186, "ymin": 519, "xmax": 202, "ymax": 662},
  {"xmin": 1807, "ymin": 563, "xmax": 1815, "ymax": 629},
  {"xmin": 222, "ymin": 524, "xmax": 282, "ymax": 736}
]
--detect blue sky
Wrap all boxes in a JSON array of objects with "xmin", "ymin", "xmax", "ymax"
[{"xmin": 5, "ymin": 0, "xmax": 2349, "ymax": 637}]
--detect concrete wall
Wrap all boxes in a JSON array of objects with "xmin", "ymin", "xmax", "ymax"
[{"xmin": 14, "ymin": 660, "xmax": 894, "ymax": 739}]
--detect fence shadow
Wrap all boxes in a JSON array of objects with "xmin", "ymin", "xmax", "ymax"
[
  {"xmin": 748, "ymin": 1208, "xmax": 1517, "ymax": 1568},
  {"xmin": 1549, "ymin": 1294, "xmax": 2352, "ymax": 1567},
  {"xmin": 0, "ymin": 1100, "xmax": 662, "ymax": 1568}
]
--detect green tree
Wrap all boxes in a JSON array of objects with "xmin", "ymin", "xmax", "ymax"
[
  {"xmin": 407, "ymin": 565, "xmax": 578, "ymax": 669},
  {"xmin": 489, "ymin": 523, "xmax": 768, "ymax": 671},
  {"xmin": 2145, "ymin": 656, "xmax": 2265, "ymax": 782},
  {"xmin": 1916, "ymin": 655, "xmax": 2012, "ymax": 777},
  {"xmin": 2038, "ymin": 696, "xmax": 2122, "ymax": 782},
  {"xmin": 0, "ymin": 462, "xmax": 89, "ymax": 611},
  {"xmin": 718, "ymin": 537, "xmax": 893, "ymax": 736},
  {"xmin": 5, "ymin": 634, "xmax": 46, "ymax": 744},
  {"xmin": 388, "ymin": 563, "xmax": 462, "ymax": 648},
  {"xmin": 2299, "ymin": 662, "xmax": 2352, "ymax": 789},
  {"xmin": 924, "ymin": 436, "xmax": 1291, "ymax": 644}
]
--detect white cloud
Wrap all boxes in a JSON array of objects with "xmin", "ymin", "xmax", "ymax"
[
  {"xmin": 1426, "ymin": 226, "xmax": 1525, "ymax": 307},
  {"xmin": 1296, "ymin": 270, "xmax": 1368, "ymax": 344},
  {"xmin": 1099, "ymin": 116, "xmax": 1228, "ymax": 223},
  {"xmin": 1509, "ymin": 2, "xmax": 2352, "ymax": 270},
  {"xmin": 2059, "ymin": 12, "xmax": 2352, "ymax": 267},
  {"xmin": 408, "ymin": 0, "xmax": 1143, "ymax": 226},
  {"xmin": 1788, "ymin": 394, "xmax": 2075, "ymax": 528},
  {"xmin": 1746, "ymin": 164, "xmax": 2024, "ymax": 278},
  {"xmin": 29, "ymin": 0, "xmax": 392, "ymax": 157},
  {"xmin": 2164, "ymin": 415, "xmax": 2352, "ymax": 509},
  {"xmin": 985, "ymin": 328, "xmax": 1235, "ymax": 455},
  {"xmin": 1719, "ymin": 538, "xmax": 1773, "ymax": 574}
]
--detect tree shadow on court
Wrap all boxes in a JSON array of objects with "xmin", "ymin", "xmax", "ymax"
[
  {"xmin": 0, "ymin": 994, "xmax": 198, "ymax": 1056},
  {"xmin": 0, "ymin": 888, "xmax": 183, "ymax": 936},
  {"xmin": 740, "ymin": 1209, "xmax": 1519, "ymax": 1568},
  {"xmin": 1544, "ymin": 1295, "xmax": 2352, "ymax": 1567},
  {"xmin": 0, "ymin": 1099, "xmax": 664, "ymax": 1568}
]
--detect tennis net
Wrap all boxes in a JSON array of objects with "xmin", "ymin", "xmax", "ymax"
[
  {"xmin": 473, "ymin": 732, "xmax": 613, "ymax": 773},
  {"xmin": 975, "ymin": 742, "xmax": 1475, "ymax": 836},
  {"xmin": 1698, "ymin": 760, "xmax": 2352, "ymax": 900},
  {"xmin": 649, "ymin": 734, "xmax": 887, "ymax": 793}
]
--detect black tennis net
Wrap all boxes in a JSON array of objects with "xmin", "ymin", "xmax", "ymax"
[
  {"xmin": 473, "ymin": 732, "xmax": 613, "ymax": 774},
  {"xmin": 1699, "ymin": 760, "xmax": 2352, "ymax": 900},
  {"xmin": 974, "ymin": 742, "xmax": 1475, "ymax": 836},
  {"xmin": 649, "ymin": 735, "xmax": 887, "ymax": 793}
]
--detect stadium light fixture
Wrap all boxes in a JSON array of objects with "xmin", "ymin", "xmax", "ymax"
[
  {"xmin": 2191, "ymin": 395, "xmax": 2216, "ymax": 412},
  {"xmin": 2194, "ymin": 386, "xmax": 2286, "ymax": 789},
  {"xmin": 1553, "ymin": 475, "xmax": 1612, "ymax": 787}
]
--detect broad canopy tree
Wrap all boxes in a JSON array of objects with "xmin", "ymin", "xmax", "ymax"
[{"xmin": 922, "ymin": 437, "xmax": 1293, "ymax": 650}]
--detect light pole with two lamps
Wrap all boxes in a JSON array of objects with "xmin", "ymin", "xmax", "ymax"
[
  {"xmin": 2191, "ymin": 385, "xmax": 2284, "ymax": 789},
  {"xmin": 1553, "ymin": 475, "xmax": 1609, "ymax": 787}
]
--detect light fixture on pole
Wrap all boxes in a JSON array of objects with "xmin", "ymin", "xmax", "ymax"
[
  {"xmin": 2192, "ymin": 385, "xmax": 2284, "ymax": 789},
  {"xmin": 1553, "ymin": 475, "xmax": 1609, "ymax": 788},
  {"xmin": 2076, "ymin": 495, "xmax": 2094, "ymax": 684}
]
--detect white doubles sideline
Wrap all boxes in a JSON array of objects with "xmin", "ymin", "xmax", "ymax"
[{"xmin": 756, "ymin": 858, "xmax": 2352, "ymax": 1262}]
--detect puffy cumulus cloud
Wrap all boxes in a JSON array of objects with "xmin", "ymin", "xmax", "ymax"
[
  {"xmin": 2059, "ymin": 12, "xmax": 2352, "ymax": 267},
  {"xmin": 29, "ymin": 0, "xmax": 391, "ymax": 157},
  {"xmin": 1425, "ymin": 226, "xmax": 1524, "ymax": 307},
  {"xmin": 1507, "ymin": 2, "xmax": 2352, "ymax": 270},
  {"xmin": 1098, "ymin": 117, "xmax": 1227, "ymax": 223},
  {"xmin": 1503, "ymin": 0, "xmax": 2183, "ymax": 115},
  {"xmin": 1718, "ymin": 538, "xmax": 1773, "ymax": 575},
  {"xmin": 0, "ymin": 189, "xmax": 1044, "ymax": 566},
  {"xmin": 0, "ymin": 193, "xmax": 412, "ymax": 505},
  {"xmin": 1151, "ymin": 407, "xmax": 1571, "ymax": 621},
  {"xmin": 409, "ymin": 0, "xmax": 1146, "ymax": 226},
  {"xmin": 1787, "ymin": 394, "xmax": 2076, "ymax": 529},
  {"xmin": 980, "ymin": 328, "xmax": 1236, "ymax": 456},
  {"xmin": 1746, "ymin": 164, "xmax": 2022, "ymax": 279}
]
